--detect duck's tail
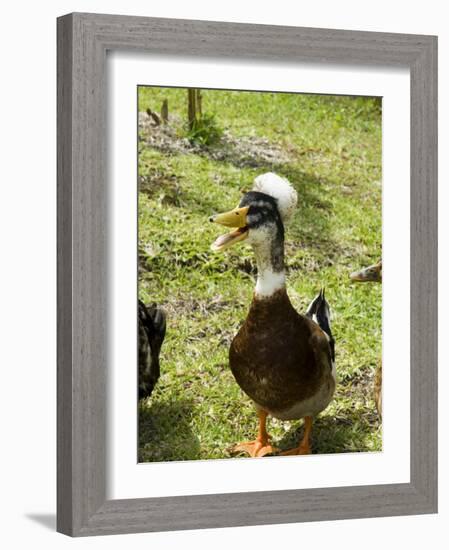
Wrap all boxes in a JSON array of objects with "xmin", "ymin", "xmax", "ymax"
[{"xmin": 305, "ymin": 288, "xmax": 335, "ymax": 362}]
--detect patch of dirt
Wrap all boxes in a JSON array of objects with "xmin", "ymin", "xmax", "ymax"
[
  {"xmin": 337, "ymin": 368, "xmax": 380, "ymax": 424},
  {"xmin": 339, "ymin": 367, "xmax": 376, "ymax": 393},
  {"xmin": 161, "ymin": 295, "xmax": 245, "ymax": 318},
  {"xmin": 139, "ymin": 111, "xmax": 292, "ymax": 168},
  {"xmin": 139, "ymin": 172, "xmax": 183, "ymax": 206},
  {"xmin": 154, "ymin": 295, "xmax": 245, "ymax": 347}
]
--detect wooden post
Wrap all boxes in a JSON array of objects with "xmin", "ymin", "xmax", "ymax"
[
  {"xmin": 197, "ymin": 89, "xmax": 202, "ymax": 117},
  {"xmin": 161, "ymin": 99, "xmax": 168, "ymax": 123},
  {"xmin": 188, "ymin": 88, "xmax": 202, "ymax": 130},
  {"xmin": 188, "ymin": 89, "xmax": 196, "ymax": 130}
]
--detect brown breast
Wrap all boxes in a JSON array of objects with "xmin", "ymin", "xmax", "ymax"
[{"xmin": 229, "ymin": 289, "xmax": 331, "ymax": 412}]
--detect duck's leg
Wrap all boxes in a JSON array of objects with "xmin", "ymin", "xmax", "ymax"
[
  {"xmin": 281, "ymin": 416, "xmax": 312, "ymax": 455},
  {"xmin": 233, "ymin": 410, "xmax": 277, "ymax": 457}
]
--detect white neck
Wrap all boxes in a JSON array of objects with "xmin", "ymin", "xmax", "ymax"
[
  {"xmin": 249, "ymin": 224, "xmax": 286, "ymax": 299},
  {"xmin": 255, "ymin": 268, "xmax": 286, "ymax": 298},
  {"xmin": 251, "ymin": 236, "xmax": 285, "ymax": 298}
]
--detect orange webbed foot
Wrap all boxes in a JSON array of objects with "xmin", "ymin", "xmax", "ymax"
[
  {"xmin": 232, "ymin": 440, "xmax": 278, "ymax": 458},
  {"xmin": 280, "ymin": 416, "xmax": 313, "ymax": 456},
  {"xmin": 280, "ymin": 443, "xmax": 311, "ymax": 456},
  {"xmin": 232, "ymin": 410, "xmax": 279, "ymax": 457}
]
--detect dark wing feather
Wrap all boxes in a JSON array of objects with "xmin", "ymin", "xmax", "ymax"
[
  {"xmin": 138, "ymin": 300, "xmax": 167, "ymax": 399},
  {"xmin": 305, "ymin": 289, "xmax": 335, "ymax": 364}
]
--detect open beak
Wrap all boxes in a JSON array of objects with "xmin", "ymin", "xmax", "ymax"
[{"xmin": 209, "ymin": 206, "xmax": 249, "ymax": 251}]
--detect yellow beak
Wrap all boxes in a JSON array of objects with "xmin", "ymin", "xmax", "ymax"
[
  {"xmin": 209, "ymin": 206, "xmax": 250, "ymax": 251},
  {"xmin": 209, "ymin": 206, "xmax": 249, "ymax": 228}
]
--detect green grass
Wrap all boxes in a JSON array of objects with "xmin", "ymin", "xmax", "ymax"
[{"xmin": 138, "ymin": 87, "xmax": 382, "ymax": 462}]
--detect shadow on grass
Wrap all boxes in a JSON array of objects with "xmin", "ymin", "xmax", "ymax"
[
  {"xmin": 140, "ymin": 152, "xmax": 341, "ymax": 261},
  {"xmin": 276, "ymin": 414, "xmax": 381, "ymax": 455},
  {"xmin": 138, "ymin": 163, "xmax": 345, "ymax": 293},
  {"xmin": 138, "ymin": 398, "xmax": 200, "ymax": 462}
]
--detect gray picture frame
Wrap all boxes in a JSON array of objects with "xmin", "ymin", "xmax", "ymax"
[{"xmin": 57, "ymin": 12, "xmax": 438, "ymax": 537}]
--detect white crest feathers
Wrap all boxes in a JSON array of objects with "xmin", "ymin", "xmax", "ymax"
[{"xmin": 252, "ymin": 172, "xmax": 298, "ymax": 223}]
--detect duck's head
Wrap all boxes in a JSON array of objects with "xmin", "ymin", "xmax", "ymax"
[
  {"xmin": 350, "ymin": 260, "xmax": 382, "ymax": 283},
  {"xmin": 209, "ymin": 191, "xmax": 284, "ymax": 252},
  {"xmin": 209, "ymin": 173, "xmax": 297, "ymax": 254}
]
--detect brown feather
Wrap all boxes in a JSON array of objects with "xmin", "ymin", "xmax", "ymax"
[{"xmin": 229, "ymin": 289, "xmax": 333, "ymax": 416}]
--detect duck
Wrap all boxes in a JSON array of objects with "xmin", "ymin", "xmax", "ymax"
[
  {"xmin": 350, "ymin": 260, "xmax": 382, "ymax": 284},
  {"xmin": 209, "ymin": 173, "xmax": 335, "ymax": 457},
  {"xmin": 138, "ymin": 300, "xmax": 167, "ymax": 400},
  {"xmin": 350, "ymin": 260, "xmax": 382, "ymax": 418}
]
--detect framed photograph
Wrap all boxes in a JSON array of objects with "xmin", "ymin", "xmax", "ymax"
[{"xmin": 57, "ymin": 13, "xmax": 437, "ymax": 536}]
